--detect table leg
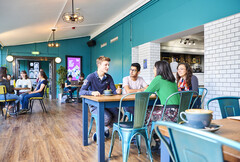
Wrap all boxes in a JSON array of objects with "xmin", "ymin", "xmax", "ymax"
[
  {"xmin": 161, "ymin": 136, "xmax": 172, "ymax": 162},
  {"xmin": 97, "ymin": 102, "xmax": 105, "ymax": 162},
  {"xmin": 17, "ymin": 90, "xmax": 20, "ymax": 112},
  {"xmin": 77, "ymin": 87, "xmax": 81, "ymax": 103},
  {"xmin": 82, "ymin": 98, "xmax": 88, "ymax": 146}
]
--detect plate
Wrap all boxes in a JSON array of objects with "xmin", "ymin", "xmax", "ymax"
[
  {"xmin": 103, "ymin": 94, "xmax": 113, "ymax": 96},
  {"xmin": 227, "ymin": 116, "xmax": 240, "ymax": 121},
  {"xmin": 179, "ymin": 122, "xmax": 222, "ymax": 132}
]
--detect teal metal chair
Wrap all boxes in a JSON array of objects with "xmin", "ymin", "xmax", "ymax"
[
  {"xmin": 88, "ymin": 108, "xmax": 98, "ymax": 138},
  {"xmin": 108, "ymin": 92, "xmax": 158, "ymax": 162},
  {"xmin": 154, "ymin": 121, "xmax": 240, "ymax": 162},
  {"xmin": 207, "ymin": 96, "xmax": 240, "ymax": 118},
  {"xmin": 149, "ymin": 91, "xmax": 199, "ymax": 146},
  {"xmin": 198, "ymin": 87, "xmax": 208, "ymax": 108}
]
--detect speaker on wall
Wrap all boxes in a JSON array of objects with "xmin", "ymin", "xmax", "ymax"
[{"xmin": 87, "ymin": 40, "xmax": 96, "ymax": 47}]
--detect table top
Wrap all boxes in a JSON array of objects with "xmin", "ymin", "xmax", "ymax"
[
  {"xmin": 71, "ymin": 85, "xmax": 82, "ymax": 87},
  {"xmin": 158, "ymin": 118, "xmax": 240, "ymax": 161},
  {"xmin": 14, "ymin": 87, "xmax": 30, "ymax": 90},
  {"xmin": 81, "ymin": 94, "xmax": 199, "ymax": 102},
  {"xmin": 81, "ymin": 94, "xmax": 157, "ymax": 102}
]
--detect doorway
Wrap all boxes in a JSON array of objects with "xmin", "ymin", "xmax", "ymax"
[{"xmin": 12, "ymin": 56, "xmax": 56, "ymax": 99}]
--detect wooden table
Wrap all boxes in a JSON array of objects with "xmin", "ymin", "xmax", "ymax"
[
  {"xmin": 81, "ymin": 94, "xmax": 158, "ymax": 162},
  {"xmin": 14, "ymin": 87, "xmax": 30, "ymax": 111},
  {"xmin": 157, "ymin": 118, "xmax": 240, "ymax": 162}
]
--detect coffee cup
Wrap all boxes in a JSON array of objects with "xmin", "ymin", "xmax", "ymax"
[
  {"xmin": 180, "ymin": 109, "xmax": 213, "ymax": 129},
  {"xmin": 17, "ymin": 85, "xmax": 22, "ymax": 88},
  {"xmin": 103, "ymin": 89, "xmax": 112, "ymax": 95},
  {"xmin": 23, "ymin": 85, "xmax": 28, "ymax": 88}
]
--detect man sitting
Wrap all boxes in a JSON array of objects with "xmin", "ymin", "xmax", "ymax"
[
  {"xmin": 122, "ymin": 63, "xmax": 148, "ymax": 114},
  {"xmin": 79, "ymin": 56, "xmax": 122, "ymax": 142},
  {"xmin": 64, "ymin": 75, "xmax": 77, "ymax": 101}
]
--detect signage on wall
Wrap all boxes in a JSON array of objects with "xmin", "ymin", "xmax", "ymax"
[
  {"xmin": 143, "ymin": 59, "xmax": 147, "ymax": 69},
  {"xmin": 66, "ymin": 56, "xmax": 82, "ymax": 81}
]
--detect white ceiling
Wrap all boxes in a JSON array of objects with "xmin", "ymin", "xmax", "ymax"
[{"xmin": 0, "ymin": 0, "xmax": 148, "ymax": 46}]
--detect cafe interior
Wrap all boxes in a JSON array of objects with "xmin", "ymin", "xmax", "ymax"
[{"xmin": 0, "ymin": 0, "xmax": 240, "ymax": 161}]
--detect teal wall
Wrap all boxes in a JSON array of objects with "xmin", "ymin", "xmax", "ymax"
[
  {"xmin": 91, "ymin": 0, "xmax": 240, "ymax": 83},
  {"xmin": 0, "ymin": 36, "xmax": 90, "ymax": 95}
]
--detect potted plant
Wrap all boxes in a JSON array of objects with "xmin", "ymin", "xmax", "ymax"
[{"xmin": 56, "ymin": 65, "xmax": 67, "ymax": 99}]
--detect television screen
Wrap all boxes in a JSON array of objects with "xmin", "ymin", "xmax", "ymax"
[{"xmin": 66, "ymin": 56, "xmax": 82, "ymax": 81}]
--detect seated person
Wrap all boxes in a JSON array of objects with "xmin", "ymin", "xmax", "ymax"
[
  {"xmin": 176, "ymin": 63, "xmax": 199, "ymax": 92},
  {"xmin": 79, "ymin": 56, "xmax": 122, "ymax": 142},
  {"xmin": 19, "ymin": 71, "xmax": 48, "ymax": 114},
  {"xmin": 64, "ymin": 75, "xmax": 77, "ymax": 100},
  {"xmin": 78, "ymin": 72, "xmax": 85, "ymax": 86},
  {"xmin": 7, "ymin": 74, "xmax": 15, "ymax": 86},
  {"xmin": 16, "ymin": 70, "xmax": 32, "ymax": 94},
  {"xmin": 0, "ymin": 67, "xmax": 20, "ymax": 116},
  {"xmin": 123, "ymin": 63, "xmax": 148, "ymax": 114},
  {"xmin": 144, "ymin": 61, "xmax": 180, "ymax": 152},
  {"xmin": 176, "ymin": 63, "xmax": 200, "ymax": 107}
]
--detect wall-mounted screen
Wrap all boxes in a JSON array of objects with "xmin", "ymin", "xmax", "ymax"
[{"xmin": 66, "ymin": 56, "xmax": 82, "ymax": 81}]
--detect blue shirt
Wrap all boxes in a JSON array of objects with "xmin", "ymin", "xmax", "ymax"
[
  {"xmin": 79, "ymin": 71, "xmax": 117, "ymax": 95},
  {"xmin": 65, "ymin": 80, "xmax": 71, "ymax": 86},
  {"xmin": 36, "ymin": 80, "xmax": 48, "ymax": 96}
]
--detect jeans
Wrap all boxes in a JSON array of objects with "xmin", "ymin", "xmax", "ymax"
[
  {"xmin": 0, "ymin": 94, "xmax": 20, "ymax": 106},
  {"xmin": 20, "ymin": 93, "xmax": 42, "ymax": 109},
  {"xmin": 64, "ymin": 87, "xmax": 77, "ymax": 98},
  {"xmin": 89, "ymin": 105, "xmax": 122, "ymax": 127}
]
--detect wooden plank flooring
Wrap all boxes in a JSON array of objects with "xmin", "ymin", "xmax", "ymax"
[{"xmin": 0, "ymin": 99, "xmax": 160, "ymax": 162}]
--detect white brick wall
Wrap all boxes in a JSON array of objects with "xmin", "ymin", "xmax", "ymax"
[
  {"xmin": 204, "ymin": 13, "xmax": 240, "ymax": 119},
  {"xmin": 131, "ymin": 42, "xmax": 160, "ymax": 84}
]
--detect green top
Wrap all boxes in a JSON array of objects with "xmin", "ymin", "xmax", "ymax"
[{"xmin": 145, "ymin": 75, "xmax": 180, "ymax": 105}]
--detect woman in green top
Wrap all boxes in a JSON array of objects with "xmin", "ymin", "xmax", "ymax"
[{"xmin": 145, "ymin": 60, "xmax": 180, "ymax": 123}]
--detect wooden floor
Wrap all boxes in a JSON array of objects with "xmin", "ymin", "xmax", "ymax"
[{"xmin": 0, "ymin": 99, "xmax": 160, "ymax": 162}]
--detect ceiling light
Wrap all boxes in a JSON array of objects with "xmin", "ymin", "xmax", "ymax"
[
  {"xmin": 63, "ymin": 0, "xmax": 84, "ymax": 23},
  {"xmin": 6, "ymin": 55, "xmax": 14, "ymax": 62},
  {"xmin": 55, "ymin": 57, "xmax": 62, "ymax": 63},
  {"xmin": 48, "ymin": 29, "xmax": 60, "ymax": 48},
  {"xmin": 180, "ymin": 38, "xmax": 196, "ymax": 46}
]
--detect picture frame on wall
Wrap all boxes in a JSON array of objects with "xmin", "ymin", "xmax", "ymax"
[{"xmin": 66, "ymin": 56, "xmax": 82, "ymax": 81}]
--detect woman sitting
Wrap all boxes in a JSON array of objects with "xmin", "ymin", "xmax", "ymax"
[
  {"xmin": 145, "ymin": 60, "xmax": 180, "ymax": 123},
  {"xmin": 16, "ymin": 70, "xmax": 32, "ymax": 94},
  {"xmin": 177, "ymin": 63, "xmax": 200, "ymax": 107},
  {"xmin": 144, "ymin": 61, "xmax": 180, "ymax": 152},
  {"xmin": 19, "ymin": 71, "xmax": 47, "ymax": 114},
  {"xmin": 176, "ymin": 63, "xmax": 199, "ymax": 92},
  {"xmin": 0, "ymin": 67, "xmax": 20, "ymax": 116}
]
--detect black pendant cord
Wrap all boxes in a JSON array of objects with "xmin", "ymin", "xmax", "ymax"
[{"xmin": 72, "ymin": 0, "xmax": 74, "ymax": 14}]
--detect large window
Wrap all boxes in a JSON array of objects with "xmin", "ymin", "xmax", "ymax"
[{"xmin": 66, "ymin": 56, "xmax": 82, "ymax": 81}]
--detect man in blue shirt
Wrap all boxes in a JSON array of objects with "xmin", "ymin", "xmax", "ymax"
[
  {"xmin": 80, "ymin": 56, "xmax": 122, "ymax": 142},
  {"xmin": 64, "ymin": 75, "xmax": 77, "ymax": 100}
]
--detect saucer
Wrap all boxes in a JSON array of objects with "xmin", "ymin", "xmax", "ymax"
[
  {"xmin": 180, "ymin": 122, "xmax": 221, "ymax": 132},
  {"xmin": 103, "ymin": 94, "xmax": 113, "ymax": 96}
]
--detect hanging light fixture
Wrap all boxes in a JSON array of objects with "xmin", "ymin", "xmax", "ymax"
[
  {"xmin": 48, "ymin": 29, "xmax": 60, "ymax": 48},
  {"xmin": 6, "ymin": 49, "xmax": 14, "ymax": 62},
  {"xmin": 55, "ymin": 57, "xmax": 62, "ymax": 63},
  {"xmin": 62, "ymin": 0, "xmax": 84, "ymax": 23}
]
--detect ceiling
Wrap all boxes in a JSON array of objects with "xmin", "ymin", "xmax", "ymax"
[
  {"xmin": 0, "ymin": 0, "xmax": 149, "ymax": 47},
  {"xmin": 161, "ymin": 32, "xmax": 204, "ymax": 55}
]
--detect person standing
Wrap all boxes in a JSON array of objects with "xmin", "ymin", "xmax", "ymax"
[{"xmin": 79, "ymin": 56, "xmax": 122, "ymax": 142}]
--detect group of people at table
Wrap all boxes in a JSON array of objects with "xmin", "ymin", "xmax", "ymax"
[
  {"xmin": 79, "ymin": 56, "xmax": 200, "ymax": 146},
  {"xmin": 0, "ymin": 67, "xmax": 48, "ymax": 116}
]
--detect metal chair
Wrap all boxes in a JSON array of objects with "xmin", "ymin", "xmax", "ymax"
[
  {"xmin": 108, "ymin": 92, "xmax": 158, "ymax": 162},
  {"xmin": 207, "ymin": 96, "xmax": 240, "ymax": 118},
  {"xmin": 29, "ymin": 86, "xmax": 47, "ymax": 113},
  {"xmin": 198, "ymin": 87, "xmax": 208, "ymax": 108},
  {"xmin": 0, "ymin": 85, "xmax": 17, "ymax": 119},
  {"xmin": 88, "ymin": 107, "xmax": 98, "ymax": 138},
  {"xmin": 154, "ymin": 121, "xmax": 240, "ymax": 162},
  {"xmin": 149, "ymin": 91, "xmax": 199, "ymax": 146},
  {"xmin": 123, "ymin": 109, "xmax": 133, "ymax": 122}
]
